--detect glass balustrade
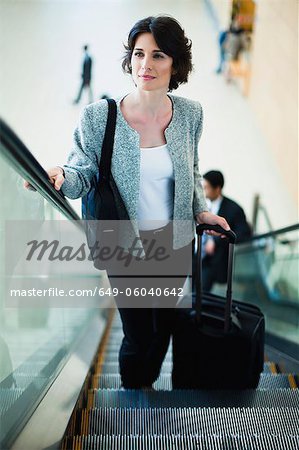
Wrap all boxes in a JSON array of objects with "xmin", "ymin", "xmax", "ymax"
[
  {"xmin": 0, "ymin": 149, "xmax": 107, "ymax": 446},
  {"xmin": 233, "ymin": 226, "xmax": 299, "ymax": 345}
]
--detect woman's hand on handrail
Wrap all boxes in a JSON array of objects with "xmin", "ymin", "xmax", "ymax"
[
  {"xmin": 196, "ymin": 211, "xmax": 230, "ymax": 239},
  {"xmin": 46, "ymin": 166, "xmax": 65, "ymax": 191},
  {"xmin": 23, "ymin": 166, "xmax": 65, "ymax": 192}
]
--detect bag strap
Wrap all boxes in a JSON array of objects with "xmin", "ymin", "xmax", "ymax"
[
  {"xmin": 195, "ymin": 224, "xmax": 236, "ymax": 332},
  {"xmin": 98, "ymin": 98, "xmax": 117, "ymax": 180}
]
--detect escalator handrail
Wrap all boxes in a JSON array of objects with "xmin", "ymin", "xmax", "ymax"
[
  {"xmin": 0, "ymin": 117, "xmax": 82, "ymax": 223},
  {"xmin": 252, "ymin": 193, "xmax": 274, "ymax": 233},
  {"xmin": 237, "ymin": 223, "xmax": 299, "ymax": 245}
]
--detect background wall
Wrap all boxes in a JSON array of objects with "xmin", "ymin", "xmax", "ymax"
[
  {"xmin": 207, "ymin": 0, "xmax": 298, "ymax": 225},
  {"xmin": 249, "ymin": 0, "xmax": 298, "ymax": 209},
  {"xmin": 208, "ymin": 0, "xmax": 232, "ymax": 29}
]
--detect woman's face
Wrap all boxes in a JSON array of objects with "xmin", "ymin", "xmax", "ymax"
[{"xmin": 131, "ymin": 32, "xmax": 174, "ymax": 92}]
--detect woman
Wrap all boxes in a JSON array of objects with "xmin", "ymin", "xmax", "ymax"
[{"xmin": 25, "ymin": 15, "xmax": 230, "ymax": 389}]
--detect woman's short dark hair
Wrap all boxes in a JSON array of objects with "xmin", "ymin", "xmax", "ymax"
[{"xmin": 122, "ymin": 15, "xmax": 193, "ymax": 91}]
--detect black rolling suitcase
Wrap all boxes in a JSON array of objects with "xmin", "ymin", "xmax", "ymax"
[{"xmin": 172, "ymin": 224, "xmax": 265, "ymax": 389}]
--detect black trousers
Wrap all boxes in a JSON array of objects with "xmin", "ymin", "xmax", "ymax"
[
  {"xmin": 191, "ymin": 240, "xmax": 227, "ymax": 294},
  {"xmin": 74, "ymin": 79, "xmax": 93, "ymax": 104},
  {"xmin": 107, "ymin": 224, "xmax": 192, "ymax": 389},
  {"xmin": 112, "ymin": 306, "xmax": 175, "ymax": 388}
]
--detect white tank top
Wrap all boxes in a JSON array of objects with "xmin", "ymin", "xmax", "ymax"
[{"xmin": 137, "ymin": 144, "xmax": 174, "ymax": 231}]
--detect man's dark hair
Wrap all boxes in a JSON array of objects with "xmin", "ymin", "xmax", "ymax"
[
  {"xmin": 84, "ymin": 45, "xmax": 88, "ymax": 51},
  {"xmin": 122, "ymin": 15, "xmax": 193, "ymax": 92},
  {"xmin": 203, "ymin": 170, "xmax": 225, "ymax": 189}
]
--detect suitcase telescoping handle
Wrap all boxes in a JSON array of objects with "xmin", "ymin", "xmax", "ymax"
[{"xmin": 196, "ymin": 224, "xmax": 237, "ymax": 333}]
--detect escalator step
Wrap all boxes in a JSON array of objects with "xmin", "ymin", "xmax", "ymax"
[
  {"xmin": 96, "ymin": 362, "xmax": 173, "ymax": 374},
  {"xmin": 264, "ymin": 362, "xmax": 280, "ymax": 373},
  {"xmin": 90, "ymin": 388, "xmax": 299, "ymax": 408},
  {"xmin": 102, "ymin": 352, "xmax": 172, "ymax": 363},
  {"xmin": 96, "ymin": 361, "xmax": 279, "ymax": 375},
  {"xmin": 260, "ymin": 374, "xmax": 297, "ymax": 389},
  {"xmin": 95, "ymin": 374, "xmax": 297, "ymax": 390},
  {"xmin": 109, "ymin": 326, "xmax": 123, "ymax": 332},
  {"xmin": 62, "ymin": 433, "xmax": 299, "ymax": 450},
  {"xmin": 70, "ymin": 407, "xmax": 299, "ymax": 436},
  {"xmin": 96, "ymin": 374, "xmax": 171, "ymax": 390},
  {"xmin": 102, "ymin": 346, "xmax": 280, "ymax": 371},
  {"xmin": 103, "ymin": 347, "xmax": 173, "ymax": 356},
  {"xmin": 103, "ymin": 343, "xmax": 123, "ymax": 351},
  {"xmin": 108, "ymin": 331, "xmax": 124, "ymax": 337},
  {"xmin": 105, "ymin": 337, "xmax": 123, "ymax": 345}
]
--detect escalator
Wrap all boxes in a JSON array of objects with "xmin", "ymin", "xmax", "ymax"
[
  {"xmin": 233, "ymin": 224, "xmax": 299, "ymax": 349},
  {"xmin": 0, "ymin": 118, "xmax": 298, "ymax": 449},
  {"xmin": 60, "ymin": 306, "xmax": 299, "ymax": 449},
  {"xmin": 60, "ymin": 223, "xmax": 298, "ymax": 449}
]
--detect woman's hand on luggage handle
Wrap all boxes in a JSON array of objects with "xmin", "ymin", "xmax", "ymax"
[
  {"xmin": 23, "ymin": 166, "xmax": 65, "ymax": 192},
  {"xmin": 196, "ymin": 211, "xmax": 230, "ymax": 239}
]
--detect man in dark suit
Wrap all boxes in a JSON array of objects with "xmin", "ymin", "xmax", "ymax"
[
  {"xmin": 195, "ymin": 170, "xmax": 252, "ymax": 292},
  {"xmin": 74, "ymin": 45, "xmax": 93, "ymax": 104}
]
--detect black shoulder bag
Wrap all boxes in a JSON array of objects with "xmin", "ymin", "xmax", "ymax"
[{"xmin": 82, "ymin": 98, "xmax": 129, "ymax": 269}]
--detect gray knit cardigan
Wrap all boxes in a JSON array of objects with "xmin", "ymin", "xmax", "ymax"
[{"xmin": 61, "ymin": 93, "xmax": 208, "ymax": 253}]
